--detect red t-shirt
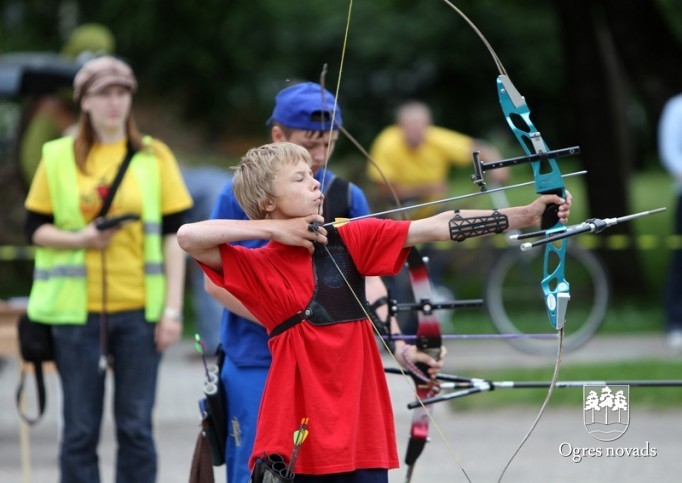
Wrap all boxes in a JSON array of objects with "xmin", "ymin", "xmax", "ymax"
[{"xmin": 202, "ymin": 217, "xmax": 411, "ymax": 475}]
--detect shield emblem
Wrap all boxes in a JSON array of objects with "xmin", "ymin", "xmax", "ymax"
[{"xmin": 583, "ymin": 384, "xmax": 630, "ymax": 442}]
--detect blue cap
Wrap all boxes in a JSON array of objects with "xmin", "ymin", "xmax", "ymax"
[{"xmin": 267, "ymin": 82, "xmax": 342, "ymax": 131}]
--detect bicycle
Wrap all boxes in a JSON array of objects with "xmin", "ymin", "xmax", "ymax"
[
  {"xmin": 485, "ymin": 240, "xmax": 610, "ymax": 355},
  {"xmin": 484, "ymin": 187, "xmax": 611, "ymax": 355}
]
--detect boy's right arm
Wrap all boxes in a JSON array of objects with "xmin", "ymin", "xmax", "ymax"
[
  {"xmin": 177, "ymin": 215, "xmax": 328, "ymax": 270},
  {"xmin": 177, "ymin": 220, "xmax": 233, "ymax": 271}
]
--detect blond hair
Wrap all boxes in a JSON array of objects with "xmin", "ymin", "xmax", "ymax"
[{"xmin": 233, "ymin": 142, "xmax": 312, "ymax": 220}]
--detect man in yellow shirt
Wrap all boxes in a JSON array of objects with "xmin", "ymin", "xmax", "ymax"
[
  {"xmin": 367, "ymin": 100, "xmax": 507, "ymax": 218},
  {"xmin": 367, "ymin": 101, "xmax": 508, "ymax": 334}
]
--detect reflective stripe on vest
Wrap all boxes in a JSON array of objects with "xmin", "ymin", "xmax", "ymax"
[{"xmin": 132, "ymin": 138, "xmax": 165, "ymax": 322}]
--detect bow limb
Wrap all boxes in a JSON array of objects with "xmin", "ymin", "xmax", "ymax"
[
  {"xmin": 439, "ymin": 2, "xmax": 573, "ymax": 481},
  {"xmin": 440, "ymin": 0, "xmax": 571, "ymax": 330}
]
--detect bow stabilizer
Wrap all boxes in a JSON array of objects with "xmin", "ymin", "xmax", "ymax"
[{"xmin": 511, "ymin": 208, "xmax": 667, "ymax": 250}]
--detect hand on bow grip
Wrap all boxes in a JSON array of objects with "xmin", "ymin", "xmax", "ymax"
[
  {"xmin": 400, "ymin": 343, "xmax": 448, "ymax": 379},
  {"xmin": 536, "ymin": 191, "xmax": 572, "ymax": 228}
]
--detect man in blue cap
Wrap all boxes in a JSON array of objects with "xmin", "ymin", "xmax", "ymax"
[{"xmin": 205, "ymin": 82, "xmax": 407, "ymax": 482}]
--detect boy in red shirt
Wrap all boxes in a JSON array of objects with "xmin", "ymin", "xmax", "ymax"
[{"xmin": 178, "ymin": 142, "xmax": 571, "ymax": 483}]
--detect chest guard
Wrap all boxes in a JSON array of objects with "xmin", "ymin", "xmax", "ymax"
[{"xmin": 270, "ymin": 226, "xmax": 367, "ymax": 337}]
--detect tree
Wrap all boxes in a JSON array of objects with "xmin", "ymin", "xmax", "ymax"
[
  {"xmin": 612, "ymin": 389, "xmax": 628, "ymax": 423},
  {"xmin": 599, "ymin": 386, "xmax": 615, "ymax": 423},
  {"xmin": 556, "ymin": 0, "xmax": 682, "ymax": 296},
  {"xmin": 584, "ymin": 389, "xmax": 600, "ymax": 423}
]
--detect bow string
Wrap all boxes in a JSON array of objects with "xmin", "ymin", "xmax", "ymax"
[
  {"xmin": 318, "ymin": 63, "xmax": 468, "ymax": 481},
  {"xmin": 315, "ymin": 6, "xmax": 473, "ymax": 478}
]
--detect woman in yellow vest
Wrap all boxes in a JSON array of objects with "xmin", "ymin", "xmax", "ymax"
[{"xmin": 24, "ymin": 56, "xmax": 192, "ymax": 483}]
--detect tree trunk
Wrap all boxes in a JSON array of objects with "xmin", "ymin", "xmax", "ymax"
[
  {"xmin": 602, "ymin": 0, "xmax": 682, "ymax": 120},
  {"xmin": 556, "ymin": 0, "xmax": 645, "ymax": 296}
]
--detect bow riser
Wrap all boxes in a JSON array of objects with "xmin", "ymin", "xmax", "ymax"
[{"xmin": 497, "ymin": 74, "xmax": 570, "ymax": 329}]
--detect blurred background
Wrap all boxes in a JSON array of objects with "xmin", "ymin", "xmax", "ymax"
[{"xmin": 1, "ymin": 0, "xmax": 681, "ymax": 342}]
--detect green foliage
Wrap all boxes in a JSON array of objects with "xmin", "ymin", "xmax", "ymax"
[
  {"xmin": 3, "ymin": 1, "xmax": 574, "ymax": 148},
  {"xmin": 658, "ymin": 0, "xmax": 682, "ymax": 40},
  {"xmin": 0, "ymin": 1, "xmax": 63, "ymax": 52}
]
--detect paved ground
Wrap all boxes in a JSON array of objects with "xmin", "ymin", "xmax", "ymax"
[{"xmin": 1, "ymin": 333, "xmax": 680, "ymax": 483}]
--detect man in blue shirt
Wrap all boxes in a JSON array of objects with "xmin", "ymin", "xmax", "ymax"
[
  {"xmin": 206, "ymin": 82, "xmax": 407, "ymax": 482},
  {"xmin": 658, "ymin": 93, "xmax": 682, "ymax": 352}
]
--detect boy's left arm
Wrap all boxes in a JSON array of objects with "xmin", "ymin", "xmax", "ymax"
[{"xmin": 405, "ymin": 192, "xmax": 572, "ymax": 247}]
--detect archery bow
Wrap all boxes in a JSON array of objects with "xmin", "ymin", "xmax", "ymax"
[
  {"xmin": 401, "ymin": 249, "xmax": 443, "ymax": 483},
  {"xmin": 439, "ymin": 2, "xmax": 578, "ymax": 480}
]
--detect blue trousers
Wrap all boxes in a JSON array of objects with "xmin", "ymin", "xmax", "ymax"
[
  {"xmin": 52, "ymin": 310, "xmax": 161, "ymax": 483},
  {"xmin": 221, "ymin": 356, "xmax": 268, "ymax": 483},
  {"xmin": 294, "ymin": 470, "xmax": 389, "ymax": 483}
]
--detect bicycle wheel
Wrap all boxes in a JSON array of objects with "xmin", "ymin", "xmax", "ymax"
[{"xmin": 486, "ymin": 245, "xmax": 610, "ymax": 355}]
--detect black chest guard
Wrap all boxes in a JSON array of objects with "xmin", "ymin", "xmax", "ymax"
[{"xmin": 269, "ymin": 226, "xmax": 367, "ymax": 337}]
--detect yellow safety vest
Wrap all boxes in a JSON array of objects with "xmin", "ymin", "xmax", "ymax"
[{"xmin": 27, "ymin": 137, "xmax": 165, "ymax": 324}]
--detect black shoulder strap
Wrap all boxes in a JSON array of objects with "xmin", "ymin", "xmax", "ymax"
[
  {"xmin": 322, "ymin": 176, "xmax": 351, "ymax": 223},
  {"xmin": 96, "ymin": 140, "xmax": 137, "ymax": 218}
]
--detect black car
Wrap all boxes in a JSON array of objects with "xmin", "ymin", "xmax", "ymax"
[
  {"xmin": 0, "ymin": 52, "xmax": 80, "ymax": 98},
  {"xmin": 0, "ymin": 53, "xmax": 81, "ymax": 243}
]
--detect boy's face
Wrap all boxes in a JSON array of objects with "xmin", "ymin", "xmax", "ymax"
[
  {"xmin": 266, "ymin": 159, "xmax": 324, "ymax": 219},
  {"xmin": 272, "ymin": 127, "xmax": 339, "ymax": 175}
]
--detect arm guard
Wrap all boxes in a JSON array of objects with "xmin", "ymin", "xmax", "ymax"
[{"xmin": 449, "ymin": 209, "xmax": 509, "ymax": 242}]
